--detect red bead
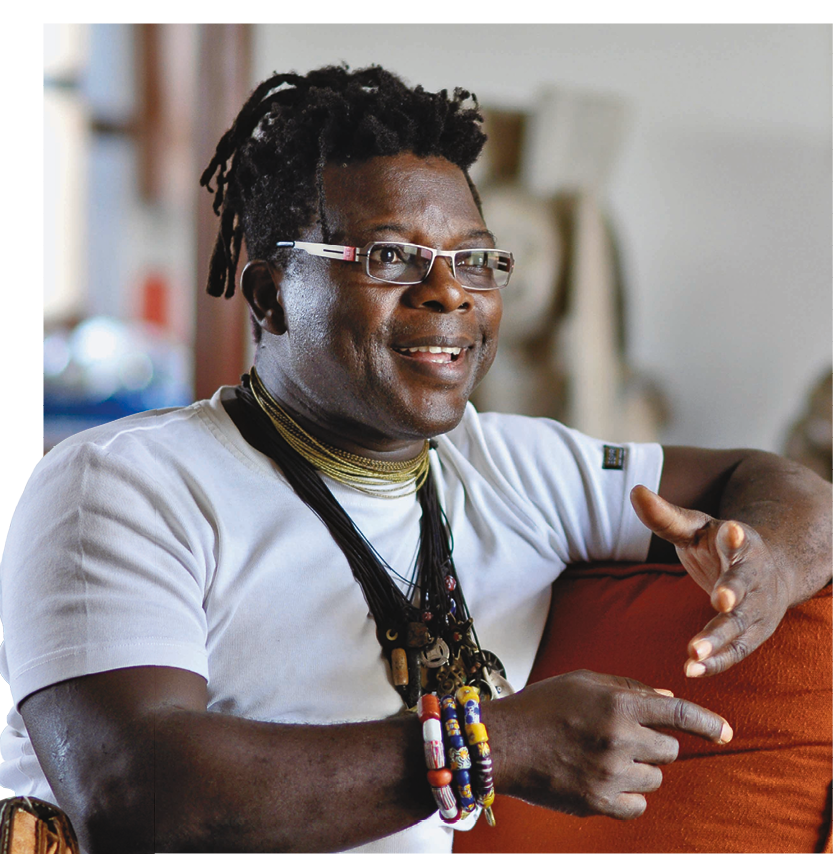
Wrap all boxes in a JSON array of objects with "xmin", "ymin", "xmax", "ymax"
[
  {"xmin": 444, "ymin": 575, "xmax": 457, "ymax": 591},
  {"xmin": 417, "ymin": 693, "xmax": 441, "ymax": 721},
  {"xmin": 427, "ymin": 768, "xmax": 453, "ymax": 788}
]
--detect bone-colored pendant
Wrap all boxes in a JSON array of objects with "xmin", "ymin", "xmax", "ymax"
[{"xmin": 391, "ymin": 648, "xmax": 409, "ymax": 686}]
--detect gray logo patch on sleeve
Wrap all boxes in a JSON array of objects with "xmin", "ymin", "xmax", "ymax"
[{"xmin": 602, "ymin": 445, "xmax": 626, "ymax": 470}]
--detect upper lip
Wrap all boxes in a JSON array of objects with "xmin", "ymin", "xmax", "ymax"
[{"xmin": 391, "ymin": 335, "xmax": 475, "ymax": 351}]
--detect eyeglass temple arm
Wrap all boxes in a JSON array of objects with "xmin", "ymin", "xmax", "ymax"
[{"xmin": 276, "ymin": 240, "xmax": 363, "ymax": 262}]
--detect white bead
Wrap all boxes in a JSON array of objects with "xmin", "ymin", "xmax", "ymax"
[{"xmin": 422, "ymin": 718, "xmax": 443, "ymax": 743}]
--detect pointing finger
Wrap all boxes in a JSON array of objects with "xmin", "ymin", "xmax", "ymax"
[{"xmin": 637, "ymin": 695, "xmax": 733, "ymax": 745}]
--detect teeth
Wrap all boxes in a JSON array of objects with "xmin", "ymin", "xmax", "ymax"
[{"xmin": 401, "ymin": 346, "xmax": 462, "ymax": 355}]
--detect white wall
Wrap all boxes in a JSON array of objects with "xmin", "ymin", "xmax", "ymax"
[{"xmin": 253, "ymin": 23, "xmax": 831, "ymax": 451}]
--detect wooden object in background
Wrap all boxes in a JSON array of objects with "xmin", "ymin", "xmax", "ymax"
[{"xmin": 193, "ymin": 24, "xmax": 252, "ymax": 401}]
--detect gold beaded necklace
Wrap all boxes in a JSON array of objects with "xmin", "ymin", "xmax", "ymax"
[{"xmin": 249, "ymin": 366, "xmax": 431, "ymax": 498}]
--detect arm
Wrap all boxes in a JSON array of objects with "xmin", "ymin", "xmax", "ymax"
[
  {"xmin": 21, "ymin": 666, "xmax": 435, "ymax": 853},
  {"xmin": 633, "ymin": 446, "xmax": 832, "ymax": 676},
  {"xmin": 21, "ymin": 665, "xmax": 731, "ymax": 853}
]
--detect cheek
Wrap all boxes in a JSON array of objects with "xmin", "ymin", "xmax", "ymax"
[
  {"xmin": 481, "ymin": 292, "xmax": 503, "ymax": 346},
  {"xmin": 491, "ymin": 295, "xmax": 504, "ymax": 333},
  {"xmin": 288, "ymin": 283, "xmax": 391, "ymax": 372},
  {"xmin": 284, "ymin": 274, "xmax": 344, "ymax": 352},
  {"xmin": 474, "ymin": 295, "xmax": 503, "ymax": 377}
]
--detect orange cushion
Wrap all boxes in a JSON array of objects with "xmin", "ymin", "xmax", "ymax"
[{"xmin": 455, "ymin": 564, "xmax": 832, "ymax": 853}]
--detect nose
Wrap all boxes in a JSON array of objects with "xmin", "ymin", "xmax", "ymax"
[{"xmin": 402, "ymin": 256, "xmax": 471, "ymax": 313}]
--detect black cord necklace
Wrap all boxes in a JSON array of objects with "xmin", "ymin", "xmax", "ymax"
[{"xmin": 232, "ymin": 376, "xmax": 512, "ymax": 708}]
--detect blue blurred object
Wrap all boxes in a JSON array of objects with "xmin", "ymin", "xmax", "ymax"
[{"xmin": 44, "ymin": 316, "xmax": 193, "ymax": 450}]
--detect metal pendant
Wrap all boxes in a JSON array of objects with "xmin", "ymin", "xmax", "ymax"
[
  {"xmin": 419, "ymin": 637, "xmax": 450, "ymax": 668},
  {"xmin": 481, "ymin": 667, "xmax": 515, "ymax": 699},
  {"xmin": 435, "ymin": 654, "xmax": 469, "ymax": 695},
  {"xmin": 473, "ymin": 650, "xmax": 515, "ymax": 699}
]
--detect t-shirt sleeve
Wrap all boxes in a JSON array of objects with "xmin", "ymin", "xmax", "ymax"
[
  {"xmin": 0, "ymin": 438, "xmax": 211, "ymax": 707},
  {"xmin": 450, "ymin": 409, "xmax": 664, "ymax": 566}
]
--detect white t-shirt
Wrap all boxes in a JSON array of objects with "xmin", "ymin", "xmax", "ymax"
[{"xmin": 0, "ymin": 388, "xmax": 662, "ymax": 852}]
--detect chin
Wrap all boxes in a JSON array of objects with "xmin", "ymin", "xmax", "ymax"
[{"xmin": 397, "ymin": 395, "xmax": 470, "ymax": 440}]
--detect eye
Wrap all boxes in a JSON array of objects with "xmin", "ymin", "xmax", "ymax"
[
  {"xmin": 458, "ymin": 250, "xmax": 488, "ymax": 268},
  {"xmin": 457, "ymin": 250, "xmax": 495, "ymax": 274},
  {"xmin": 369, "ymin": 244, "xmax": 408, "ymax": 266}
]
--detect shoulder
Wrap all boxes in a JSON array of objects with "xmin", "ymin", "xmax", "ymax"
[
  {"xmin": 16, "ymin": 389, "xmax": 268, "ymax": 531},
  {"xmin": 436, "ymin": 403, "xmax": 663, "ymax": 501},
  {"xmin": 439, "ymin": 403, "xmax": 651, "ymax": 468},
  {"xmin": 39, "ymin": 387, "xmax": 255, "ymax": 475},
  {"xmin": 48, "ymin": 397, "xmax": 211, "ymax": 457}
]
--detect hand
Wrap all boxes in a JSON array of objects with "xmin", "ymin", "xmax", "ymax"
[
  {"xmin": 484, "ymin": 670, "xmax": 732, "ymax": 820},
  {"xmin": 631, "ymin": 484, "xmax": 792, "ymax": 677}
]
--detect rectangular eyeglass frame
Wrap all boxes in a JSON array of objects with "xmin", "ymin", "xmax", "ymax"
[{"xmin": 276, "ymin": 240, "xmax": 514, "ymax": 290}]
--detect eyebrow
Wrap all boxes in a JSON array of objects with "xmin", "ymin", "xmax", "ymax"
[{"xmin": 334, "ymin": 224, "xmax": 498, "ymax": 246}]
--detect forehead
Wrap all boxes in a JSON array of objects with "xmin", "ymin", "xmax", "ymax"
[{"xmin": 319, "ymin": 152, "xmax": 486, "ymax": 243}]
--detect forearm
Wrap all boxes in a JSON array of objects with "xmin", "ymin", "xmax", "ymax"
[
  {"xmin": 145, "ymin": 709, "xmax": 434, "ymax": 853},
  {"xmin": 716, "ymin": 451, "xmax": 832, "ymax": 605},
  {"xmin": 27, "ymin": 692, "xmax": 435, "ymax": 854}
]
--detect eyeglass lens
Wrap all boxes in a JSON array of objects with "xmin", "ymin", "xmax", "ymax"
[{"xmin": 366, "ymin": 243, "xmax": 511, "ymax": 289}]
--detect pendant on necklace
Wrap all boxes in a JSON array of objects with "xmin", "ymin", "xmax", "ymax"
[
  {"xmin": 406, "ymin": 621, "xmax": 432, "ymax": 648},
  {"xmin": 419, "ymin": 637, "xmax": 450, "ymax": 668},
  {"xmin": 473, "ymin": 649, "xmax": 515, "ymax": 699}
]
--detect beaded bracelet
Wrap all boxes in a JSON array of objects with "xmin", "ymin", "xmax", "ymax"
[
  {"xmin": 440, "ymin": 694, "xmax": 477, "ymax": 822},
  {"xmin": 417, "ymin": 693, "xmax": 459, "ymax": 822},
  {"xmin": 456, "ymin": 685, "xmax": 496, "ymax": 826}
]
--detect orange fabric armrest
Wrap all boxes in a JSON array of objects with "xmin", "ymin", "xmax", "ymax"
[{"xmin": 455, "ymin": 564, "xmax": 832, "ymax": 853}]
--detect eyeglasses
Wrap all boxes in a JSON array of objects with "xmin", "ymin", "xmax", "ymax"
[{"xmin": 276, "ymin": 240, "xmax": 514, "ymax": 290}]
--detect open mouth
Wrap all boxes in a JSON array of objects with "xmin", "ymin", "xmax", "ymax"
[{"xmin": 393, "ymin": 345, "xmax": 464, "ymax": 364}]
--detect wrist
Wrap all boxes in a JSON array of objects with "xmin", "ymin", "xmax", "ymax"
[{"xmin": 478, "ymin": 693, "xmax": 515, "ymax": 796}]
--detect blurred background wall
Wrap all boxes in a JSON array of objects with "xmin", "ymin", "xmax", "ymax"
[
  {"xmin": 260, "ymin": 25, "xmax": 832, "ymax": 456},
  {"xmin": 39, "ymin": 22, "xmax": 831, "ymax": 455}
]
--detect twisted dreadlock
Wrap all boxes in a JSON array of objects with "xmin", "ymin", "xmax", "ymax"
[{"xmin": 200, "ymin": 64, "xmax": 487, "ymax": 307}]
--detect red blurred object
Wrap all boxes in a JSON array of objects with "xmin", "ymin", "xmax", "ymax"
[{"xmin": 141, "ymin": 272, "xmax": 169, "ymax": 329}]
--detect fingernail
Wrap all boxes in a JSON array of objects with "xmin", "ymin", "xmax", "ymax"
[
  {"xmin": 719, "ymin": 721, "xmax": 734, "ymax": 744},
  {"xmin": 692, "ymin": 639, "xmax": 712, "ymax": 661},
  {"xmin": 655, "ymin": 688, "xmax": 675, "ymax": 697},
  {"xmin": 716, "ymin": 587, "xmax": 737, "ymax": 612},
  {"xmin": 685, "ymin": 660, "xmax": 706, "ymax": 678},
  {"xmin": 726, "ymin": 522, "xmax": 745, "ymax": 549}
]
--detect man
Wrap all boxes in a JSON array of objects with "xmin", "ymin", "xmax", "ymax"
[{"xmin": 1, "ymin": 65, "xmax": 829, "ymax": 853}]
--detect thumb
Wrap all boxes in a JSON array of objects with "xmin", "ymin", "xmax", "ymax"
[{"xmin": 630, "ymin": 485, "xmax": 710, "ymax": 547}]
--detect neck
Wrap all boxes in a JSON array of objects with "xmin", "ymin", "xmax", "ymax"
[
  {"xmin": 249, "ymin": 360, "xmax": 428, "ymax": 463},
  {"xmin": 247, "ymin": 366, "xmax": 431, "ymax": 498}
]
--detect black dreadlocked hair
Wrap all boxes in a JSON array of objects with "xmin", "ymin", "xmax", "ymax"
[{"xmin": 200, "ymin": 63, "xmax": 488, "ymax": 304}]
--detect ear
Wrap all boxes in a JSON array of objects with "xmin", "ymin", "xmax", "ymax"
[{"xmin": 241, "ymin": 260, "xmax": 286, "ymax": 336}]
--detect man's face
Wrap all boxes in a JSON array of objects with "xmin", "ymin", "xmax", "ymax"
[{"xmin": 266, "ymin": 152, "xmax": 503, "ymax": 454}]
